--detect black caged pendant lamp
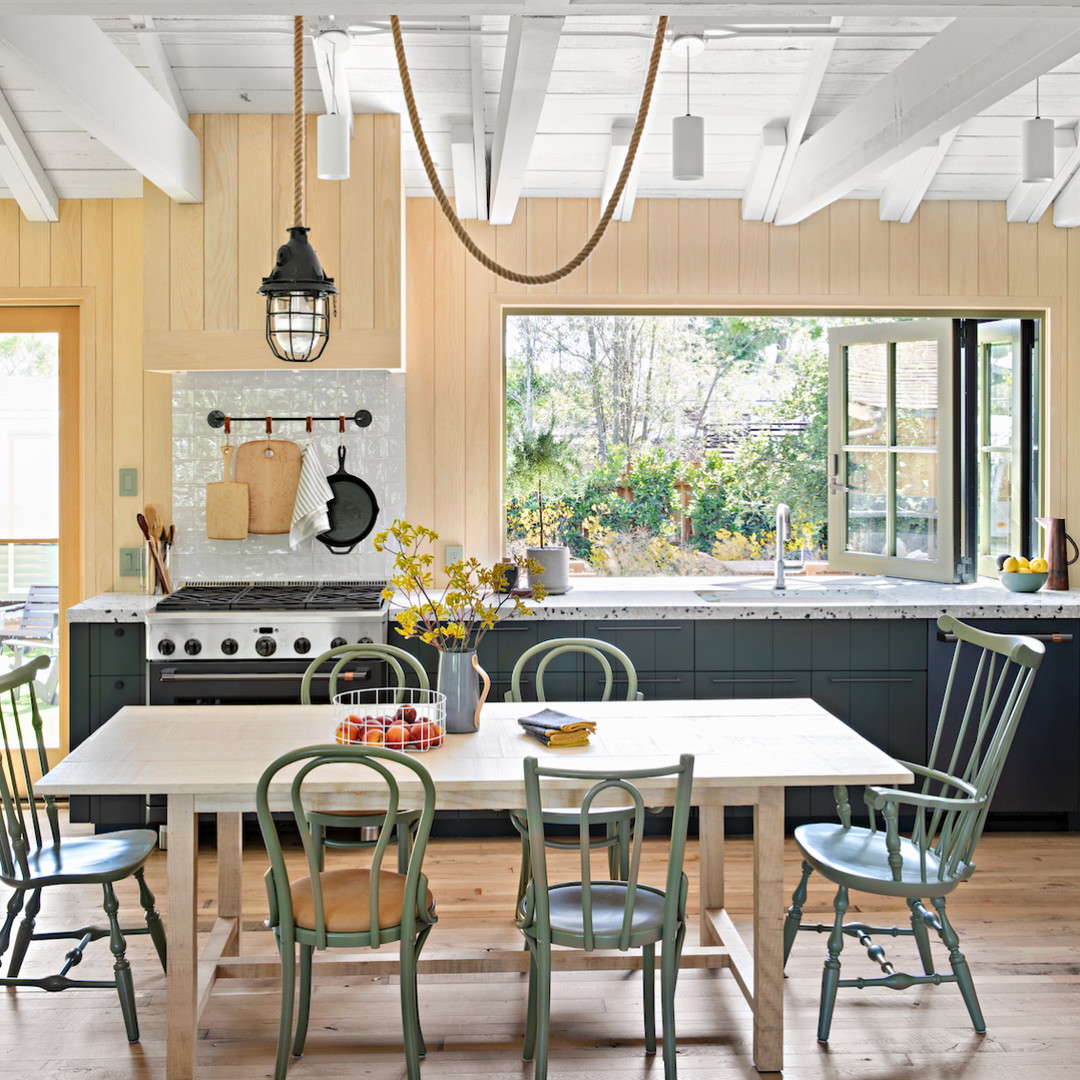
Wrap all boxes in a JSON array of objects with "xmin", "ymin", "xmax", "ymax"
[{"xmin": 258, "ymin": 15, "xmax": 338, "ymax": 363}]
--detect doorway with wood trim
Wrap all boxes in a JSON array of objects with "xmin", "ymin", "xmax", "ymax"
[{"xmin": 0, "ymin": 306, "xmax": 80, "ymax": 771}]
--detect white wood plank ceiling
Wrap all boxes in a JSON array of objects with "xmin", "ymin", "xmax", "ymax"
[{"xmin": 3, "ymin": 3, "xmax": 1080, "ymax": 227}]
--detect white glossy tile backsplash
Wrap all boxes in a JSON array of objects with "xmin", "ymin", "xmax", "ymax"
[{"xmin": 170, "ymin": 369, "xmax": 404, "ymax": 583}]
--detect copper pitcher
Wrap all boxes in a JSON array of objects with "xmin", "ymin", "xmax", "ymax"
[{"xmin": 1036, "ymin": 517, "xmax": 1079, "ymax": 590}]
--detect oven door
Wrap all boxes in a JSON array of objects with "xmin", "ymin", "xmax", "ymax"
[{"xmin": 148, "ymin": 658, "xmax": 385, "ymax": 706}]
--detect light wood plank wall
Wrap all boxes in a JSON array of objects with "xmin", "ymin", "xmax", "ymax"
[
  {"xmin": 143, "ymin": 113, "xmax": 402, "ymax": 371},
  {"xmin": 405, "ymin": 197, "xmax": 1074, "ymax": 576}
]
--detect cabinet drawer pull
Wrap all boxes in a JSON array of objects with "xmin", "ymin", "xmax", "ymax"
[
  {"xmin": 710, "ymin": 677, "xmax": 795, "ymax": 685},
  {"xmin": 487, "ymin": 624, "xmax": 532, "ymax": 633},
  {"xmin": 114, "ymin": 680, "xmax": 125, "ymax": 690},
  {"xmin": 113, "ymin": 627, "xmax": 125, "ymax": 637},
  {"xmin": 937, "ymin": 631, "xmax": 1073, "ymax": 644},
  {"xmin": 827, "ymin": 676, "xmax": 914, "ymax": 684},
  {"xmin": 592, "ymin": 625, "xmax": 683, "ymax": 633},
  {"xmin": 599, "ymin": 676, "xmax": 683, "ymax": 685}
]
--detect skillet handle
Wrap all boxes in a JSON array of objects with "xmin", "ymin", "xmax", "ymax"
[{"xmin": 320, "ymin": 539, "xmax": 359, "ymax": 556}]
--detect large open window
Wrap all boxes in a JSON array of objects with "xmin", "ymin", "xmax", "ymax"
[{"xmin": 504, "ymin": 312, "xmax": 1041, "ymax": 583}]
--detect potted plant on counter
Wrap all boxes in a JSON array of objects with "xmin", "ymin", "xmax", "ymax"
[
  {"xmin": 375, "ymin": 520, "xmax": 547, "ymax": 733},
  {"xmin": 525, "ymin": 481, "xmax": 573, "ymax": 595}
]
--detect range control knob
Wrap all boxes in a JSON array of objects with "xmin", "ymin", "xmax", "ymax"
[
  {"xmin": 330, "ymin": 636, "xmax": 347, "ymax": 649},
  {"xmin": 255, "ymin": 636, "xmax": 277, "ymax": 657},
  {"xmin": 293, "ymin": 637, "xmax": 311, "ymax": 655},
  {"xmin": 358, "ymin": 636, "xmax": 373, "ymax": 644},
  {"xmin": 157, "ymin": 638, "xmax": 176, "ymax": 656},
  {"xmin": 221, "ymin": 638, "xmax": 239, "ymax": 656},
  {"xmin": 184, "ymin": 639, "xmax": 202, "ymax": 656}
]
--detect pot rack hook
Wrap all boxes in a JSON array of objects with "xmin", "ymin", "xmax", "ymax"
[
  {"xmin": 305, "ymin": 415, "xmax": 313, "ymax": 434},
  {"xmin": 224, "ymin": 416, "xmax": 232, "ymax": 444},
  {"xmin": 266, "ymin": 416, "xmax": 273, "ymax": 435},
  {"xmin": 338, "ymin": 415, "xmax": 346, "ymax": 445}
]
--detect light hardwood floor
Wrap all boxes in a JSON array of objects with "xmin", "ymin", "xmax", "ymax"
[{"xmin": 4, "ymin": 817, "xmax": 1078, "ymax": 1079}]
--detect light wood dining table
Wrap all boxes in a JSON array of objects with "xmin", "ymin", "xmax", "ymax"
[{"xmin": 37, "ymin": 698, "xmax": 912, "ymax": 1078}]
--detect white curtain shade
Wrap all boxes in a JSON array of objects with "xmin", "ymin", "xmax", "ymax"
[
  {"xmin": 317, "ymin": 112, "xmax": 351, "ymax": 180},
  {"xmin": 1021, "ymin": 116, "xmax": 1054, "ymax": 183},
  {"xmin": 672, "ymin": 114, "xmax": 704, "ymax": 181}
]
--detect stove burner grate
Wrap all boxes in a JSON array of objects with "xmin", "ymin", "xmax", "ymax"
[{"xmin": 155, "ymin": 581, "xmax": 386, "ymax": 613}]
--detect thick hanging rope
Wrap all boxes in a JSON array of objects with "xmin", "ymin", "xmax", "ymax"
[
  {"xmin": 293, "ymin": 14, "xmax": 305, "ymax": 227},
  {"xmin": 391, "ymin": 14, "xmax": 668, "ymax": 285}
]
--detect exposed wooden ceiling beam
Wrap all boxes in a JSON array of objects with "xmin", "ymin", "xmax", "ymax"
[
  {"xmin": 1005, "ymin": 124, "xmax": 1080, "ymax": 222},
  {"xmin": 0, "ymin": 14, "xmax": 201, "ymax": 203},
  {"xmin": 878, "ymin": 128, "xmax": 958, "ymax": 223},
  {"xmin": 599, "ymin": 118, "xmax": 638, "ymax": 222},
  {"xmin": 488, "ymin": 14, "xmax": 564, "ymax": 226},
  {"xmin": 758, "ymin": 15, "xmax": 842, "ymax": 224},
  {"xmin": 451, "ymin": 121, "xmax": 479, "ymax": 219},
  {"xmin": 774, "ymin": 17, "xmax": 1080, "ymax": 226},
  {"xmin": 130, "ymin": 14, "xmax": 187, "ymax": 121},
  {"xmin": 467, "ymin": 14, "xmax": 488, "ymax": 221},
  {"xmin": 742, "ymin": 122, "xmax": 787, "ymax": 222},
  {"xmin": 0, "ymin": 86, "xmax": 58, "ymax": 221}
]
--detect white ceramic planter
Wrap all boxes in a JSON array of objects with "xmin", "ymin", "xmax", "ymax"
[{"xmin": 526, "ymin": 545, "xmax": 571, "ymax": 594}]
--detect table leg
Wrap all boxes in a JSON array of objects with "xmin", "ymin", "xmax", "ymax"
[
  {"xmin": 215, "ymin": 812, "xmax": 243, "ymax": 956},
  {"xmin": 753, "ymin": 787, "xmax": 785, "ymax": 1073},
  {"xmin": 698, "ymin": 804, "xmax": 725, "ymax": 946},
  {"xmin": 165, "ymin": 795, "xmax": 198, "ymax": 1080}
]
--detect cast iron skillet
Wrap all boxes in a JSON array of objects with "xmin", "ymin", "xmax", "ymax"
[{"xmin": 316, "ymin": 446, "xmax": 380, "ymax": 555}]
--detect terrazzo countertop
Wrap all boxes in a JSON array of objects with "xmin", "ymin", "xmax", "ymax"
[
  {"xmin": 487, "ymin": 575, "xmax": 1080, "ymax": 621},
  {"xmin": 67, "ymin": 593, "xmax": 159, "ymax": 623},
  {"xmin": 70, "ymin": 575, "xmax": 1080, "ymax": 625}
]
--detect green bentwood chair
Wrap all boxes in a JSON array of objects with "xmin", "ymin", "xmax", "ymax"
[
  {"xmin": 256, "ymin": 744, "xmax": 438, "ymax": 1080},
  {"xmin": 0, "ymin": 655, "xmax": 166, "ymax": 1042},
  {"xmin": 300, "ymin": 643, "xmax": 430, "ymax": 873},
  {"xmin": 783, "ymin": 615, "xmax": 1043, "ymax": 1042},
  {"xmin": 516, "ymin": 754, "xmax": 695, "ymax": 1080},
  {"xmin": 505, "ymin": 638, "xmax": 642, "ymax": 905}
]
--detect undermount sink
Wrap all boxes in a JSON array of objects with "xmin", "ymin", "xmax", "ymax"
[{"xmin": 695, "ymin": 578, "xmax": 885, "ymax": 603}]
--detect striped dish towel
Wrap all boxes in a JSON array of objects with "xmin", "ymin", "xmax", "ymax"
[{"xmin": 289, "ymin": 443, "xmax": 334, "ymax": 549}]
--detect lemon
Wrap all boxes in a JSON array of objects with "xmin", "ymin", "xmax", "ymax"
[
  {"xmin": 1001, "ymin": 556, "xmax": 1021, "ymax": 572},
  {"xmin": 1017, "ymin": 567, "xmax": 1032, "ymax": 573},
  {"xmin": 1030, "ymin": 557, "xmax": 1049, "ymax": 573},
  {"xmin": 1016, "ymin": 555, "xmax": 1030, "ymax": 568}
]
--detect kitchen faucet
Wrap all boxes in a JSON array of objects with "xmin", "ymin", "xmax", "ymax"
[{"xmin": 775, "ymin": 503, "xmax": 791, "ymax": 590}]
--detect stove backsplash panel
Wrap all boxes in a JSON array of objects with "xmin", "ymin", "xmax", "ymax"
[{"xmin": 170, "ymin": 369, "xmax": 404, "ymax": 582}]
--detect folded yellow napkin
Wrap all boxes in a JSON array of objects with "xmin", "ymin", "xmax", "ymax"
[{"xmin": 518, "ymin": 709, "xmax": 597, "ymax": 747}]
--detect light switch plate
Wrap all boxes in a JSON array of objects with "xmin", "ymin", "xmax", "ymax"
[
  {"xmin": 118, "ymin": 468, "xmax": 138, "ymax": 496},
  {"xmin": 119, "ymin": 548, "xmax": 144, "ymax": 577},
  {"xmin": 445, "ymin": 544, "xmax": 463, "ymax": 567}
]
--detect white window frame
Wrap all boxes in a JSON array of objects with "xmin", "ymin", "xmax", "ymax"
[{"xmin": 827, "ymin": 319, "xmax": 956, "ymax": 583}]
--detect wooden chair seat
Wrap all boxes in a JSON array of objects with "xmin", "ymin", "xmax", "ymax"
[
  {"xmin": 13, "ymin": 829, "xmax": 159, "ymax": 888},
  {"xmin": 544, "ymin": 881, "xmax": 668, "ymax": 945},
  {"xmin": 793, "ymin": 821, "xmax": 959, "ymax": 900},
  {"xmin": 290, "ymin": 868, "xmax": 435, "ymax": 933}
]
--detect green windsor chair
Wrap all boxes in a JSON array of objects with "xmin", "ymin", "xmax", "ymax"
[
  {"xmin": 505, "ymin": 638, "xmax": 642, "ymax": 904},
  {"xmin": 300, "ymin": 642, "xmax": 429, "ymax": 873},
  {"xmin": 782, "ymin": 614, "xmax": 1044, "ymax": 1042},
  {"xmin": 256, "ymin": 743, "xmax": 439, "ymax": 1080},
  {"xmin": 0, "ymin": 655, "xmax": 166, "ymax": 1042},
  {"xmin": 517, "ymin": 753, "xmax": 695, "ymax": 1080}
]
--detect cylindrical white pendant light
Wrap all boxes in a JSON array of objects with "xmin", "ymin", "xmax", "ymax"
[
  {"xmin": 671, "ymin": 33, "xmax": 705, "ymax": 182},
  {"xmin": 317, "ymin": 112, "xmax": 351, "ymax": 180},
  {"xmin": 673, "ymin": 114, "xmax": 704, "ymax": 181},
  {"xmin": 1022, "ymin": 118, "xmax": 1054, "ymax": 183},
  {"xmin": 1021, "ymin": 78, "xmax": 1054, "ymax": 184}
]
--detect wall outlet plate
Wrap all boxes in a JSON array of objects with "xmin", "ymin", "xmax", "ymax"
[
  {"xmin": 444, "ymin": 544, "xmax": 463, "ymax": 566},
  {"xmin": 118, "ymin": 468, "xmax": 138, "ymax": 496},
  {"xmin": 119, "ymin": 548, "xmax": 144, "ymax": 577}
]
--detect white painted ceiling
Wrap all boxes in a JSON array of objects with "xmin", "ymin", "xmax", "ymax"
[{"xmin": 3, "ymin": 5, "xmax": 1080, "ymax": 225}]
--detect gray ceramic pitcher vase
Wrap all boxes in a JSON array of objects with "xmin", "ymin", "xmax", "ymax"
[{"xmin": 437, "ymin": 650, "xmax": 491, "ymax": 733}]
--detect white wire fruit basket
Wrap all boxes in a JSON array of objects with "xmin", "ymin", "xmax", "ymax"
[{"xmin": 332, "ymin": 687, "xmax": 447, "ymax": 752}]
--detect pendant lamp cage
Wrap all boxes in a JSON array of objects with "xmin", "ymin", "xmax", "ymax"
[{"xmin": 258, "ymin": 16, "xmax": 338, "ymax": 363}]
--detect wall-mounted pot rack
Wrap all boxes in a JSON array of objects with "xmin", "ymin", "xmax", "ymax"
[{"xmin": 207, "ymin": 409, "xmax": 372, "ymax": 433}]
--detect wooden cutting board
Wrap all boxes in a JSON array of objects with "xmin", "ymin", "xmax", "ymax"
[
  {"xmin": 205, "ymin": 445, "xmax": 249, "ymax": 539},
  {"xmin": 233, "ymin": 439, "xmax": 302, "ymax": 534}
]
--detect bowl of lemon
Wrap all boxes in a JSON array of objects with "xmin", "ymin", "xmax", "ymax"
[{"xmin": 997, "ymin": 554, "xmax": 1049, "ymax": 592}]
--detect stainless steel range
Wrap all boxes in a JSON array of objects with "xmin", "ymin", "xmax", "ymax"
[{"xmin": 146, "ymin": 581, "xmax": 389, "ymax": 706}]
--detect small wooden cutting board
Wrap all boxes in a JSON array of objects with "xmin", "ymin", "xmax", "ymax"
[
  {"xmin": 206, "ymin": 446, "xmax": 249, "ymax": 539},
  {"xmin": 234, "ymin": 439, "xmax": 302, "ymax": 534}
]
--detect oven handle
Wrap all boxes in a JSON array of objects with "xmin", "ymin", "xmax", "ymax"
[{"xmin": 156, "ymin": 670, "xmax": 372, "ymax": 683}]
